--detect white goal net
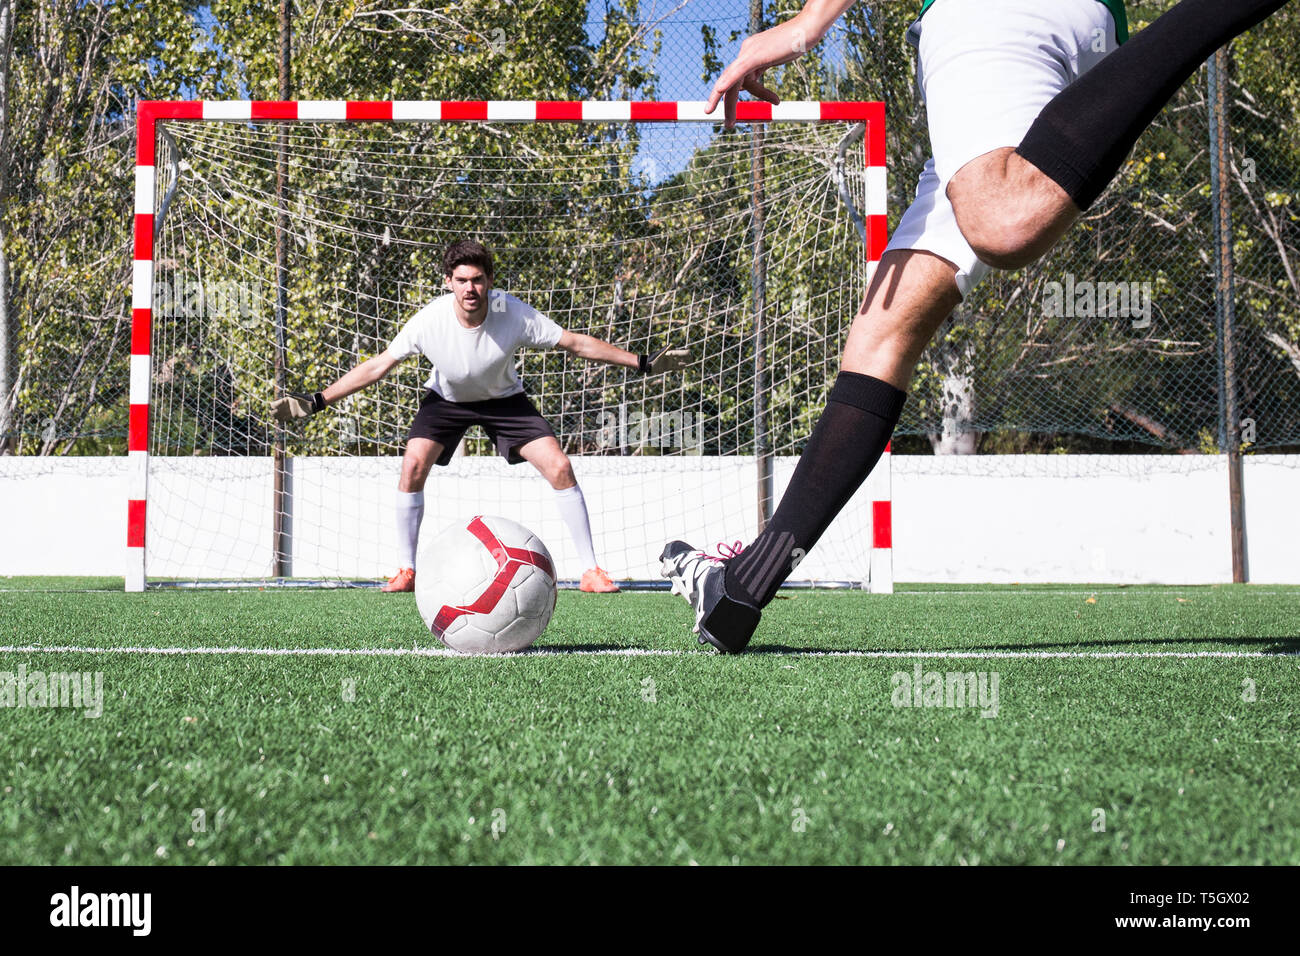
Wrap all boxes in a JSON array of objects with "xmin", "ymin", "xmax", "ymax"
[{"xmin": 134, "ymin": 102, "xmax": 882, "ymax": 588}]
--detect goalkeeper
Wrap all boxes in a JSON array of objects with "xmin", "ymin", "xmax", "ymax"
[
  {"xmin": 663, "ymin": 0, "xmax": 1291, "ymax": 651},
  {"xmin": 274, "ymin": 239, "xmax": 689, "ymax": 593}
]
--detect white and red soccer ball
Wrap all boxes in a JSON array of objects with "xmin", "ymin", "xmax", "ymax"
[{"xmin": 414, "ymin": 515, "xmax": 558, "ymax": 654}]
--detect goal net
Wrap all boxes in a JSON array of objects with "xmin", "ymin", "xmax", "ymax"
[{"xmin": 130, "ymin": 101, "xmax": 884, "ymax": 589}]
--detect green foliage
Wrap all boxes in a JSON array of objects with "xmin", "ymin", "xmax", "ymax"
[
  {"xmin": 3, "ymin": 0, "xmax": 1299, "ymax": 457},
  {"xmin": 1, "ymin": 0, "xmax": 657, "ymax": 455}
]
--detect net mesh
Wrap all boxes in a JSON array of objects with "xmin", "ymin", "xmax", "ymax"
[{"xmin": 146, "ymin": 117, "xmax": 873, "ymax": 583}]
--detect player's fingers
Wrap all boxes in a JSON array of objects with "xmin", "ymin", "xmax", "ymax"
[
  {"xmin": 648, "ymin": 347, "xmax": 692, "ymax": 374},
  {"xmin": 706, "ymin": 81, "xmax": 735, "ymax": 118},
  {"xmin": 724, "ymin": 85, "xmax": 739, "ymax": 129},
  {"xmin": 743, "ymin": 75, "xmax": 780, "ymax": 105},
  {"xmin": 662, "ymin": 349, "xmax": 691, "ymax": 370},
  {"xmin": 708, "ymin": 59, "xmax": 749, "ymax": 115}
]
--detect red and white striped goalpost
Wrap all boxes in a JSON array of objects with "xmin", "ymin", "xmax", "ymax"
[{"xmin": 127, "ymin": 100, "xmax": 890, "ymax": 592}]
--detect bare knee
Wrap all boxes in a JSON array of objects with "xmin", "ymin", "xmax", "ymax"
[
  {"xmin": 399, "ymin": 447, "xmax": 437, "ymax": 492},
  {"xmin": 948, "ymin": 148, "xmax": 1078, "ymax": 270},
  {"xmin": 961, "ymin": 218, "xmax": 1051, "ymax": 271},
  {"xmin": 545, "ymin": 457, "xmax": 576, "ymax": 490},
  {"xmin": 548, "ymin": 460, "xmax": 574, "ymax": 489}
]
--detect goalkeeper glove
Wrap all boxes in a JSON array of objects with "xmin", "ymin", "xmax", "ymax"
[
  {"xmin": 638, "ymin": 346, "xmax": 692, "ymax": 375},
  {"xmin": 271, "ymin": 391, "xmax": 326, "ymax": 423}
]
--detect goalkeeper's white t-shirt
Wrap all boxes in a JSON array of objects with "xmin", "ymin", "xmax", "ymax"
[{"xmin": 385, "ymin": 291, "xmax": 564, "ymax": 403}]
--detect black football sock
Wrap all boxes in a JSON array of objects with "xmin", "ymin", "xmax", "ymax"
[
  {"xmin": 725, "ymin": 371, "xmax": 905, "ymax": 608},
  {"xmin": 1016, "ymin": 0, "xmax": 1291, "ymax": 210}
]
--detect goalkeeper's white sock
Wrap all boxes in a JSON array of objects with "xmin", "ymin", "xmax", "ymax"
[
  {"xmin": 554, "ymin": 484, "xmax": 598, "ymax": 570},
  {"xmin": 396, "ymin": 490, "xmax": 425, "ymax": 570}
]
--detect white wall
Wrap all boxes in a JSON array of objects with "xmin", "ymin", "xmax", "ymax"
[
  {"xmin": 892, "ymin": 455, "xmax": 1299, "ymax": 584},
  {"xmin": 1, "ymin": 457, "xmax": 127, "ymax": 577},
  {"xmin": 1, "ymin": 455, "xmax": 1296, "ymax": 584}
]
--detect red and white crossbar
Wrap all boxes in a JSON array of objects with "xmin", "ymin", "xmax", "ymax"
[{"xmin": 127, "ymin": 100, "xmax": 888, "ymax": 592}]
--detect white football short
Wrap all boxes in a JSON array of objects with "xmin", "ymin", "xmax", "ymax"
[{"xmin": 886, "ymin": 0, "xmax": 1118, "ymax": 297}]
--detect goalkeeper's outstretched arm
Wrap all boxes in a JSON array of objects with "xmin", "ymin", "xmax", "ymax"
[
  {"xmin": 556, "ymin": 331, "xmax": 691, "ymax": 376},
  {"xmin": 271, "ymin": 353, "xmax": 401, "ymax": 422}
]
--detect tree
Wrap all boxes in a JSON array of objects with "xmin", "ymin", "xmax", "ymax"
[
  {"xmin": 0, "ymin": 0, "xmax": 659, "ymax": 456},
  {"xmin": 0, "ymin": 1, "xmax": 222, "ymax": 454}
]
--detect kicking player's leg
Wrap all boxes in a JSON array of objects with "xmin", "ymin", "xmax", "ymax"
[
  {"xmin": 722, "ymin": 250, "xmax": 958, "ymax": 597},
  {"xmin": 661, "ymin": 246, "xmax": 960, "ymax": 651},
  {"xmin": 662, "ymin": 0, "xmax": 1118, "ymax": 650},
  {"xmin": 842, "ymin": 250, "xmax": 963, "ymax": 389},
  {"xmin": 663, "ymin": 18, "xmax": 1007, "ymax": 647},
  {"xmin": 383, "ymin": 436, "xmax": 444, "ymax": 591},
  {"xmin": 516, "ymin": 435, "xmax": 618, "ymax": 593},
  {"xmin": 948, "ymin": 149, "xmax": 1079, "ymax": 271},
  {"xmin": 952, "ymin": 0, "xmax": 1292, "ymax": 268},
  {"xmin": 909, "ymin": 0, "xmax": 1114, "ymax": 270}
]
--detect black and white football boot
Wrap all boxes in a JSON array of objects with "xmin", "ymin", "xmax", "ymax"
[{"xmin": 658, "ymin": 540, "xmax": 761, "ymax": 653}]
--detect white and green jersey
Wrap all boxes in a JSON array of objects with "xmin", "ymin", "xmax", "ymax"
[{"xmin": 917, "ymin": 0, "xmax": 1129, "ymax": 43}]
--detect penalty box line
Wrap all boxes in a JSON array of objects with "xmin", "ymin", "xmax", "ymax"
[{"xmin": 0, "ymin": 645, "xmax": 1295, "ymax": 660}]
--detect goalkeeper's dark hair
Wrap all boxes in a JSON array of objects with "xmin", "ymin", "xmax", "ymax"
[{"xmin": 443, "ymin": 239, "xmax": 494, "ymax": 280}]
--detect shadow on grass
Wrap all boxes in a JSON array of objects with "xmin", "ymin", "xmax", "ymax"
[
  {"xmin": 740, "ymin": 635, "xmax": 1300, "ymax": 655},
  {"xmin": 979, "ymin": 634, "xmax": 1300, "ymax": 654}
]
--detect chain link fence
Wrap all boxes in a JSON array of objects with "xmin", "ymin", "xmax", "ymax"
[{"xmin": 1, "ymin": 0, "xmax": 1297, "ymax": 456}]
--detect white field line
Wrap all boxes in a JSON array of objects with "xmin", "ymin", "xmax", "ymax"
[{"xmin": 0, "ymin": 645, "xmax": 1294, "ymax": 660}]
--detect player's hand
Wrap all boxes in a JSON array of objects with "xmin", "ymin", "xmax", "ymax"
[
  {"xmin": 706, "ymin": 2, "xmax": 854, "ymax": 129},
  {"xmin": 706, "ymin": 30, "xmax": 791, "ymax": 129},
  {"xmin": 641, "ymin": 347, "xmax": 692, "ymax": 376},
  {"xmin": 271, "ymin": 391, "xmax": 325, "ymax": 422}
]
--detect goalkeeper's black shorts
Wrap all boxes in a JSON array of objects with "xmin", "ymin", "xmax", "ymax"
[{"xmin": 407, "ymin": 389, "xmax": 556, "ymax": 466}]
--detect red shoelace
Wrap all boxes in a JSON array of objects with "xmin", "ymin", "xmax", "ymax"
[{"xmin": 700, "ymin": 540, "xmax": 745, "ymax": 562}]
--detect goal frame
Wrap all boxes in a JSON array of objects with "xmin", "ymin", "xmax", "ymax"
[{"xmin": 127, "ymin": 99, "xmax": 889, "ymax": 593}]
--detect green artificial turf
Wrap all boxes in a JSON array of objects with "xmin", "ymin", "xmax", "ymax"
[{"xmin": 0, "ymin": 582, "xmax": 1296, "ymax": 864}]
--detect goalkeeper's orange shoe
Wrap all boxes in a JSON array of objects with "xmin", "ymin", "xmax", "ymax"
[
  {"xmin": 579, "ymin": 567, "xmax": 620, "ymax": 593},
  {"xmin": 381, "ymin": 567, "xmax": 416, "ymax": 592}
]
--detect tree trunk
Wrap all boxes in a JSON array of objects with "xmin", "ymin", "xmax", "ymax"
[{"xmin": 927, "ymin": 332, "xmax": 978, "ymax": 455}]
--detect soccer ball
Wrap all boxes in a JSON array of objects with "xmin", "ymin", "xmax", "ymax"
[{"xmin": 414, "ymin": 515, "xmax": 558, "ymax": 654}]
